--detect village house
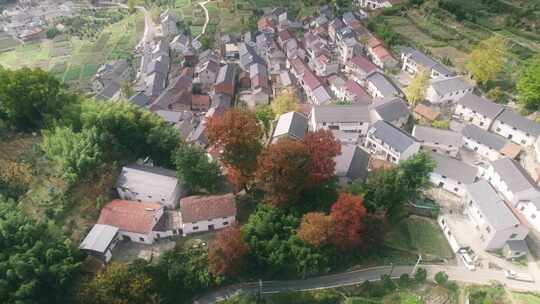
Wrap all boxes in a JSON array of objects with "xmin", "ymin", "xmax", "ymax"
[
  {"xmin": 191, "ymin": 94, "xmax": 211, "ymax": 112},
  {"xmin": 116, "ymin": 165, "xmax": 183, "ymax": 209},
  {"xmin": 160, "ymin": 10, "xmax": 178, "ymax": 37},
  {"xmin": 301, "ymin": 69, "xmax": 332, "ymax": 105},
  {"xmin": 357, "ymin": 0, "xmax": 395, "ymax": 9},
  {"xmin": 179, "ymin": 194, "xmax": 237, "ymax": 236},
  {"xmin": 328, "ymin": 18, "xmax": 346, "ymax": 42},
  {"xmin": 334, "ymin": 145, "xmax": 371, "ymax": 186},
  {"xmin": 369, "ymin": 98, "xmax": 410, "ymax": 128},
  {"xmin": 344, "ymin": 55, "xmax": 379, "ymax": 84},
  {"xmin": 309, "ymin": 104, "xmax": 371, "ymax": 144},
  {"xmin": 412, "ymin": 125, "xmax": 462, "ymax": 157},
  {"xmin": 413, "ymin": 104, "xmax": 441, "ymax": 123},
  {"xmin": 426, "ymin": 76, "xmax": 474, "ymax": 104},
  {"xmin": 149, "ymin": 70, "xmax": 192, "ymax": 111},
  {"xmin": 400, "ymin": 47, "xmax": 455, "ymax": 79},
  {"xmin": 428, "ymin": 152, "xmax": 477, "ymax": 197},
  {"xmin": 464, "ymin": 180, "xmax": 529, "ymax": 251},
  {"xmin": 272, "ymin": 111, "xmax": 309, "ymax": 142},
  {"xmin": 214, "ymin": 64, "xmax": 236, "ymax": 98},
  {"xmin": 336, "ymin": 29, "xmax": 359, "ymax": 64},
  {"xmin": 365, "ymin": 71, "xmax": 402, "ymax": 100},
  {"xmin": 491, "ymin": 109, "xmax": 540, "ymax": 147},
  {"xmin": 344, "ymin": 79, "xmax": 371, "ymax": 104},
  {"xmin": 245, "ymin": 63, "xmax": 270, "ymax": 108},
  {"xmin": 461, "ymin": 125, "xmax": 521, "ymax": 161},
  {"xmin": 366, "ymin": 36, "xmax": 397, "ymax": 68},
  {"xmin": 365, "ymin": 120, "xmax": 420, "ymax": 164},
  {"xmin": 194, "ymin": 56, "xmax": 221, "ymax": 87},
  {"xmin": 79, "ymin": 224, "xmax": 119, "ymax": 263},
  {"xmin": 455, "ymin": 93, "xmax": 505, "ymax": 130},
  {"xmin": 97, "ymin": 200, "xmax": 165, "ymax": 245},
  {"xmin": 239, "ymin": 43, "xmax": 265, "ymax": 72}
]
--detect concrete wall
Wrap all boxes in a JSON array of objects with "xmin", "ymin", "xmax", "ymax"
[
  {"xmin": 426, "ymin": 86, "xmax": 473, "ymax": 104},
  {"xmin": 455, "ymin": 104, "xmax": 494, "ymax": 130},
  {"xmin": 182, "ymin": 216, "xmax": 236, "ymax": 236},
  {"xmin": 491, "ymin": 120, "xmax": 537, "ymax": 147},
  {"xmin": 462, "ymin": 137, "xmax": 501, "ymax": 161},
  {"xmin": 430, "ymin": 172, "xmax": 468, "ymax": 197}
]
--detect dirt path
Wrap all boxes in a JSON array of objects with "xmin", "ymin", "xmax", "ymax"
[{"xmin": 194, "ymin": 0, "xmax": 210, "ymax": 40}]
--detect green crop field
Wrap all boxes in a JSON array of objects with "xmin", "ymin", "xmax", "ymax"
[{"xmin": 0, "ymin": 11, "xmax": 143, "ymax": 88}]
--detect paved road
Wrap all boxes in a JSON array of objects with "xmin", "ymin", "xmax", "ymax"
[
  {"xmin": 194, "ymin": 266, "xmax": 414, "ymax": 304},
  {"xmin": 194, "ymin": 0, "xmax": 210, "ymax": 41}
]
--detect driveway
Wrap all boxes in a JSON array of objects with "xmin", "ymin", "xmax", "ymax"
[{"xmin": 112, "ymin": 238, "xmax": 176, "ymax": 262}]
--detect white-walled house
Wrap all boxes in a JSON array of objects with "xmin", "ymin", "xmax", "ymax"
[
  {"xmin": 400, "ymin": 47, "xmax": 455, "ymax": 79},
  {"xmin": 365, "ymin": 71, "xmax": 402, "ymax": 100},
  {"xmin": 179, "ymin": 194, "xmax": 236, "ymax": 236},
  {"xmin": 426, "ymin": 76, "xmax": 474, "ymax": 104},
  {"xmin": 116, "ymin": 165, "xmax": 183, "ymax": 209},
  {"xmin": 365, "ymin": 120, "xmax": 421, "ymax": 164},
  {"xmin": 334, "ymin": 145, "xmax": 370, "ymax": 185},
  {"xmin": 357, "ymin": 0, "xmax": 394, "ymax": 9},
  {"xmin": 369, "ymin": 98, "xmax": 410, "ymax": 128},
  {"xmin": 309, "ymin": 104, "xmax": 371, "ymax": 143},
  {"xmin": 97, "ymin": 200, "xmax": 165, "ymax": 245},
  {"xmin": 80, "ymin": 224, "xmax": 119, "ymax": 263},
  {"xmin": 484, "ymin": 158, "xmax": 540, "ymax": 206},
  {"xmin": 455, "ymin": 93, "xmax": 504, "ymax": 130},
  {"xmin": 464, "ymin": 180, "xmax": 529, "ymax": 251},
  {"xmin": 461, "ymin": 125, "xmax": 521, "ymax": 161},
  {"xmin": 272, "ymin": 111, "xmax": 309, "ymax": 142},
  {"xmin": 428, "ymin": 152, "xmax": 477, "ymax": 197},
  {"xmin": 516, "ymin": 197, "xmax": 540, "ymax": 233},
  {"xmin": 491, "ymin": 109, "xmax": 540, "ymax": 147},
  {"xmin": 412, "ymin": 125, "xmax": 462, "ymax": 157}
]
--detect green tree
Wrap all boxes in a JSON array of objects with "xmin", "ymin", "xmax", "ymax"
[
  {"xmin": 434, "ymin": 271, "xmax": 449, "ymax": 286},
  {"xmin": 517, "ymin": 53, "xmax": 540, "ymax": 110},
  {"xmin": 431, "ymin": 120, "xmax": 450, "ymax": 129},
  {"xmin": 486, "ymin": 86, "xmax": 505, "ymax": 104},
  {"xmin": 42, "ymin": 126, "xmax": 102, "ymax": 187},
  {"xmin": 414, "ymin": 267, "xmax": 427, "ymax": 283},
  {"xmin": 120, "ymin": 80, "xmax": 134, "ymax": 98},
  {"xmin": 405, "ymin": 69, "xmax": 430, "ymax": 105},
  {"xmin": 79, "ymin": 262, "xmax": 158, "ymax": 304},
  {"xmin": 465, "ymin": 36, "xmax": 507, "ymax": 85},
  {"xmin": 172, "ymin": 143, "xmax": 223, "ymax": 194},
  {"xmin": 128, "ymin": 0, "xmax": 137, "ymax": 13},
  {"xmin": 0, "ymin": 198, "xmax": 81, "ymax": 304},
  {"xmin": 353, "ymin": 152, "xmax": 434, "ymax": 221},
  {"xmin": 271, "ymin": 89, "xmax": 299, "ymax": 117},
  {"xmin": 0, "ymin": 67, "xmax": 76, "ymax": 131},
  {"xmin": 255, "ymin": 104, "xmax": 275, "ymax": 135}
]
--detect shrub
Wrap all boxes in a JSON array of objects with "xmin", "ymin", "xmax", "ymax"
[
  {"xmin": 399, "ymin": 273, "xmax": 411, "ymax": 287},
  {"xmin": 435, "ymin": 271, "xmax": 449, "ymax": 286},
  {"xmin": 415, "ymin": 267, "xmax": 427, "ymax": 283}
]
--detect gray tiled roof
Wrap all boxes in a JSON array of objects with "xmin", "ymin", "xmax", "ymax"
[
  {"xmin": 116, "ymin": 164, "xmax": 178, "ymax": 197},
  {"xmin": 312, "ymin": 86, "xmax": 332, "ymax": 104},
  {"xmin": 428, "ymin": 151, "xmax": 477, "ymax": 184},
  {"xmin": 369, "ymin": 120, "xmax": 416, "ymax": 153},
  {"xmin": 496, "ymin": 109, "xmax": 540, "ymax": 137},
  {"xmin": 371, "ymin": 98, "xmax": 410, "ymax": 123},
  {"xmin": 335, "ymin": 145, "xmax": 370, "ymax": 181},
  {"xmin": 506, "ymin": 239, "xmax": 528, "ymax": 252},
  {"xmin": 129, "ymin": 92, "xmax": 149, "ymax": 107},
  {"xmin": 366, "ymin": 72, "xmax": 401, "ymax": 98},
  {"xmin": 430, "ymin": 76, "xmax": 474, "ymax": 96},
  {"xmin": 400, "ymin": 46, "xmax": 455, "ymax": 77},
  {"xmin": 216, "ymin": 64, "xmax": 235, "ymax": 85},
  {"xmin": 466, "ymin": 180, "xmax": 520, "ymax": 231},
  {"xmin": 412, "ymin": 125, "xmax": 462, "ymax": 147},
  {"xmin": 490, "ymin": 158, "xmax": 537, "ymax": 195},
  {"xmin": 457, "ymin": 93, "xmax": 504, "ymax": 119},
  {"xmin": 80, "ymin": 224, "xmax": 119, "ymax": 253},
  {"xmin": 273, "ymin": 111, "xmax": 308, "ymax": 140},
  {"xmin": 461, "ymin": 124, "xmax": 507, "ymax": 150},
  {"xmin": 313, "ymin": 104, "xmax": 370, "ymax": 123}
]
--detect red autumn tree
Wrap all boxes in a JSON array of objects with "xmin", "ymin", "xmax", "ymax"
[
  {"xmin": 206, "ymin": 109, "xmax": 263, "ymax": 189},
  {"xmin": 303, "ymin": 130, "xmax": 341, "ymax": 188},
  {"xmin": 255, "ymin": 138, "xmax": 311, "ymax": 206},
  {"xmin": 330, "ymin": 193, "xmax": 367, "ymax": 251},
  {"xmin": 208, "ymin": 226, "xmax": 249, "ymax": 277},
  {"xmin": 297, "ymin": 212, "xmax": 334, "ymax": 247}
]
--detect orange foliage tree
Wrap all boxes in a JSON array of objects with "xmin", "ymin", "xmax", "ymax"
[
  {"xmin": 303, "ymin": 130, "xmax": 341, "ymax": 188},
  {"xmin": 297, "ymin": 212, "xmax": 334, "ymax": 247},
  {"xmin": 330, "ymin": 193, "xmax": 367, "ymax": 250},
  {"xmin": 208, "ymin": 227, "xmax": 249, "ymax": 277},
  {"xmin": 206, "ymin": 109, "xmax": 263, "ymax": 189},
  {"xmin": 255, "ymin": 138, "xmax": 311, "ymax": 206}
]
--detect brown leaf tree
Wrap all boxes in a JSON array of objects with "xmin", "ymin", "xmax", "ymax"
[
  {"xmin": 208, "ymin": 226, "xmax": 249, "ymax": 277},
  {"xmin": 297, "ymin": 212, "xmax": 334, "ymax": 247},
  {"xmin": 303, "ymin": 130, "xmax": 341, "ymax": 188},
  {"xmin": 255, "ymin": 138, "xmax": 311, "ymax": 206},
  {"xmin": 330, "ymin": 193, "xmax": 367, "ymax": 251},
  {"xmin": 206, "ymin": 109, "xmax": 263, "ymax": 189}
]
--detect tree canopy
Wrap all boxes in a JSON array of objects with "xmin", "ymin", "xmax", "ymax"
[
  {"xmin": 208, "ymin": 227, "xmax": 248, "ymax": 277},
  {"xmin": 173, "ymin": 143, "xmax": 223, "ymax": 195},
  {"xmin": 465, "ymin": 36, "xmax": 507, "ymax": 85},
  {"xmin": 304, "ymin": 130, "xmax": 341, "ymax": 189},
  {"xmin": 0, "ymin": 67, "xmax": 76, "ymax": 131},
  {"xmin": 330, "ymin": 193, "xmax": 367, "ymax": 250},
  {"xmin": 297, "ymin": 212, "xmax": 334, "ymax": 248},
  {"xmin": 0, "ymin": 197, "xmax": 81, "ymax": 304},
  {"xmin": 517, "ymin": 53, "xmax": 540, "ymax": 110},
  {"xmin": 271, "ymin": 89, "xmax": 299, "ymax": 117},
  {"xmin": 405, "ymin": 69, "xmax": 430, "ymax": 105}
]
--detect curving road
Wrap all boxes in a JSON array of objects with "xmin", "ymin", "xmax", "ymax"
[
  {"xmin": 194, "ymin": 266, "xmax": 414, "ymax": 304},
  {"xmin": 194, "ymin": 0, "xmax": 210, "ymax": 41}
]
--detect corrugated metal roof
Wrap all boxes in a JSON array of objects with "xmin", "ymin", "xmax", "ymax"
[{"xmin": 79, "ymin": 224, "xmax": 119, "ymax": 253}]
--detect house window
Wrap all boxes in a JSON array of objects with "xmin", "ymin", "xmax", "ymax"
[
  {"xmin": 486, "ymin": 226, "xmax": 491, "ymax": 233},
  {"xmin": 442, "ymin": 175, "xmax": 447, "ymax": 179},
  {"xmin": 510, "ymin": 233, "xmax": 517, "ymax": 239},
  {"xmin": 479, "ymin": 122, "xmax": 484, "ymax": 126},
  {"xmin": 193, "ymin": 226, "xmax": 199, "ymax": 230},
  {"xmin": 496, "ymin": 128, "xmax": 501, "ymax": 132},
  {"xmin": 521, "ymin": 140, "xmax": 526, "ymax": 144},
  {"xmin": 223, "ymin": 221, "xmax": 229, "ymax": 225},
  {"xmin": 454, "ymin": 188, "xmax": 458, "ymax": 192},
  {"xmin": 520, "ymin": 206, "xmax": 525, "ymax": 211},
  {"xmin": 139, "ymin": 237, "xmax": 145, "ymax": 242},
  {"xmin": 532, "ymin": 214, "xmax": 537, "ymax": 219}
]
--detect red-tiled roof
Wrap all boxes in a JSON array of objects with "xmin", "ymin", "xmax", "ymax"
[
  {"xmin": 372, "ymin": 45, "xmax": 392, "ymax": 60},
  {"xmin": 192, "ymin": 94, "xmax": 211, "ymax": 109},
  {"xmin": 278, "ymin": 30, "xmax": 292, "ymax": 42},
  {"xmin": 303, "ymin": 69, "xmax": 322, "ymax": 90},
  {"xmin": 258, "ymin": 17, "xmax": 273, "ymax": 30},
  {"xmin": 252, "ymin": 74, "xmax": 268, "ymax": 89},
  {"xmin": 414, "ymin": 104, "xmax": 440, "ymax": 121},
  {"xmin": 345, "ymin": 80, "xmax": 369, "ymax": 98},
  {"xmin": 291, "ymin": 57, "xmax": 308, "ymax": 75},
  {"xmin": 97, "ymin": 200, "xmax": 162, "ymax": 235},
  {"xmin": 180, "ymin": 194, "xmax": 236, "ymax": 223},
  {"xmin": 348, "ymin": 56, "xmax": 378, "ymax": 73},
  {"xmin": 368, "ymin": 36, "xmax": 383, "ymax": 48}
]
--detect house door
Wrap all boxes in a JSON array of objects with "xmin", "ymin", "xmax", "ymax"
[
  {"xmin": 123, "ymin": 235, "xmax": 131, "ymax": 241},
  {"xmin": 439, "ymin": 182, "xmax": 444, "ymax": 187},
  {"xmin": 208, "ymin": 224, "xmax": 215, "ymax": 231}
]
